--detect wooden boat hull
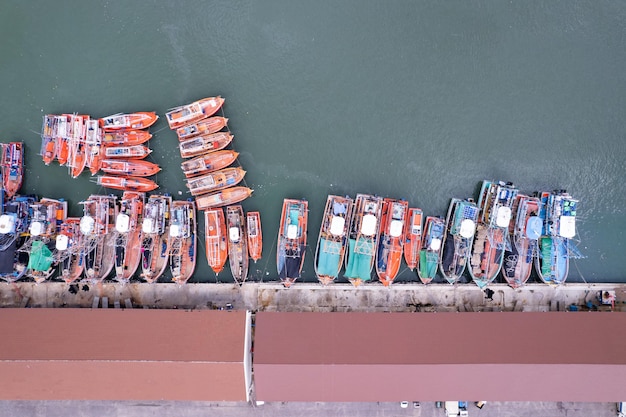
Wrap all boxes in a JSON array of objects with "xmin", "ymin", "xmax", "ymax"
[
  {"xmin": 344, "ymin": 194, "xmax": 383, "ymax": 287},
  {"xmin": 166, "ymin": 96, "xmax": 224, "ymax": 130},
  {"xmin": 55, "ymin": 218, "xmax": 84, "ymax": 284},
  {"xmin": 140, "ymin": 195, "xmax": 172, "ymax": 283},
  {"xmin": 102, "ymin": 130, "xmax": 152, "ymax": 146},
  {"xmin": 195, "ymin": 186, "xmax": 253, "ymax": 210},
  {"xmin": 204, "ymin": 208, "xmax": 228, "ymax": 275},
  {"xmin": 2, "ymin": 142, "xmax": 24, "ymax": 198},
  {"xmin": 277, "ymin": 199, "xmax": 308, "ymax": 287},
  {"xmin": 96, "ymin": 175, "xmax": 158, "ymax": 192},
  {"xmin": 176, "ymin": 116, "xmax": 228, "ymax": 140},
  {"xmin": 113, "ymin": 192, "xmax": 144, "ymax": 283},
  {"xmin": 439, "ymin": 198, "xmax": 478, "ymax": 284},
  {"xmin": 314, "ymin": 195, "xmax": 353, "ymax": 285},
  {"xmin": 417, "ymin": 216, "xmax": 445, "ymax": 284},
  {"xmin": 104, "ymin": 144, "xmax": 152, "ymax": 159},
  {"xmin": 181, "ymin": 150, "xmax": 238, "ymax": 178},
  {"xmin": 169, "ymin": 201, "xmax": 197, "ymax": 285},
  {"xmin": 99, "ymin": 112, "xmax": 158, "ymax": 131},
  {"xmin": 79, "ymin": 195, "xmax": 117, "ymax": 282},
  {"xmin": 227, "ymin": 205, "xmax": 249, "ymax": 284},
  {"xmin": 100, "ymin": 159, "xmax": 161, "ymax": 177},
  {"xmin": 186, "ymin": 167, "xmax": 246, "ymax": 196},
  {"xmin": 41, "ymin": 115, "xmax": 57, "ymax": 165},
  {"xmin": 403, "ymin": 208, "xmax": 423, "ymax": 271},
  {"xmin": 179, "ymin": 132, "xmax": 233, "ymax": 158},
  {"xmin": 246, "ymin": 211, "xmax": 262, "ymax": 263},
  {"xmin": 376, "ymin": 198, "xmax": 408, "ymax": 287}
]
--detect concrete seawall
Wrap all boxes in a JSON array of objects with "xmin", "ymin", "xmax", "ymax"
[{"xmin": 1, "ymin": 282, "xmax": 625, "ymax": 312}]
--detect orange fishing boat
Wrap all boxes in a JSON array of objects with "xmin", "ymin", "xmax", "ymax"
[
  {"xmin": 1, "ymin": 142, "xmax": 24, "ymax": 198},
  {"xmin": 113, "ymin": 191, "xmax": 144, "ymax": 283},
  {"xmin": 55, "ymin": 217, "xmax": 84, "ymax": 284},
  {"xmin": 87, "ymin": 143, "xmax": 103, "ymax": 175},
  {"xmin": 185, "ymin": 167, "xmax": 246, "ymax": 196},
  {"xmin": 181, "ymin": 150, "xmax": 239, "ymax": 178},
  {"xmin": 169, "ymin": 200, "xmax": 197, "ymax": 285},
  {"xmin": 246, "ymin": 211, "xmax": 262, "ymax": 263},
  {"xmin": 176, "ymin": 116, "xmax": 228, "ymax": 140},
  {"xmin": 100, "ymin": 159, "xmax": 161, "ymax": 177},
  {"xmin": 68, "ymin": 115, "xmax": 88, "ymax": 178},
  {"xmin": 165, "ymin": 96, "xmax": 224, "ymax": 130},
  {"xmin": 179, "ymin": 132, "xmax": 234, "ymax": 159},
  {"xmin": 195, "ymin": 186, "xmax": 253, "ymax": 210},
  {"xmin": 102, "ymin": 129, "xmax": 152, "ymax": 146},
  {"xmin": 204, "ymin": 208, "xmax": 228, "ymax": 275},
  {"xmin": 403, "ymin": 208, "xmax": 423, "ymax": 271},
  {"xmin": 55, "ymin": 114, "xmax": 71, "ymax": 166},
  {"xmin": 99, "ymin": 112, "xmax": 158, "ymax": 131},
  {"xmin": 375, "ymin": 198, "xmax": 409, "ymax": 287},
  {"xmin": 96, "ymin": 175, "xmax": 158, "ymax": 192},
  {"xmin": 277, "ymin": 198, "xmax": 308, "ymax": 287},
  {"xmin": 104, "ymin": 144, "xmax": 152, "ymax": 159},
  {"xmin": 141, "ymin": 194, "xmax": 172, "ymax": 283},
  {"xmin": 226, "ymin": 205, "xmax": 248, "ymax": 285},
  {"xmin": 40, "ymin": 115, "xmax": 57, "ymax": 165},
  {"xmin": 84, "ymin": 119, "xmax": 102, "ymax": 176}
]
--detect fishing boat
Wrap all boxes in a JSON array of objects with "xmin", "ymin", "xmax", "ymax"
[
  {"xmin": 0, "ymin": 196, "xmax": 36, "ymax": 283},
  {"xmin": 179, "ymin": 132, "xmax": 234, "ymax": 158},
  {"xmin": 113, "ymin": 192, "xmax": 144, "ymax": 283},
  {"xmin": 99, "ymin": 112, "xmax": 158, "ymax": 131},
  {"xmin": 21, "ymin": 198, "xmax": 68, "ymax": 283},
  {"xmin": 176, "ymin": 116, "xmax": 229, "ymax": 140},
  {"xmin": 79, "ymin": 194, "xmax": 117, "ymax": 282},
  {"xmin": 439, "ymin": 198, "xmax": 478, "ymax": 284},
  {"xmin": 55, "ymin": 217, "xmax": 85, "ymax": 284},
  {"xmin": 468, "ymin": 181, "xmax": 518, "ymax": 289},
  {"xmin": 104, "ymin": 144, "xmax": 152, "ymax": 159},
  {"xmin": 246, "ymin": 211, "xmax": 262, "ymax": 263},
  {"xmin": 165, "ymin": 96, "xmax": 225, "ymax": 130},
  {"xmin": 102, "ymin": 129, "xmax": 152, "ymax": 146},
  {"xmin": 84, "ymin": 119, "xmax": 103, "ymax": 175},
  {"xmin": 185, "ymin": 167, "xmax": 245, "ymax": 196},
  {"xmin": 1, "ymin": 142, "xmax": 24, "ymax": 198},
  {"xmin": 501, "ymin": 194, "xmax": 542, "ymax": 288},
  {"xmin": 100, "ymin": 159, "xmax": 161, "ymax": 177},
  {"xmin": 181, "ymin": 149, "xmax": 238, "ymax": 178},
  {"xmin": 96, "ymin": 175, "xmax": 158, "ymax": 192},
  {"xmin": 169, "ymin": 200, "xmax": 197, "ymax": 285},
  {"xmin": 67, "ymin": 114, "xmax": 88, "ymax": 178},
  {"xmin": 403, "ymin": 208, "xmax": 423, "ymax": 271},
  {"xmin": 226, "ymin": 205, "xmax": 249, "ymax": 285},
  {"xmin": 535, "ymin": 190, "xmax": 580, "ymax": 285},
  {"xmin": 204, "ymin": 208, "xmax": 228, "ymax": 275},
  {"xmin": 140, "ymin": 194, "xmax": 172, "ymax": 283},
  {"xmin": 40, "ymin": 115, "xmax": 57, "ymax": 165},
  {"xmin": 416, "ymin": 216, "xmax": 445, "ymax": 284},
  {"xmin": 344, "ymin": 194, "xmax": 383, "ymax": 287},
  {"xmin": 195, "ymin": 186, "xmax": 253, "ymax": 210},
  {"xmin": 87, "ymin": 142, "xmax": 103, "ymax": 175},
  {"xmin": 314, "ymin": 195, "xmax": 353, "ymax": 285},
  {"xmin": 376, "ymin": 198, "xmax": 409, "ymax": 287},
  {"xmin": 55, "ymin": 114, "xmax": 71, "ymax": 166},
  {"xmin": 277, "ymin": 199, "xmax": 308, "ymax": 287}
]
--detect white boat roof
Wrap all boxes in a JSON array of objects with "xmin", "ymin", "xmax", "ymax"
[
  {"xmin": 170, "ymin": 224, "xmax": 181, "ymax": 237},
  {"xmin": 559, "ymin": 215, "xmax": 576, "ymax": 239},
  {"xmin": 329, "ymin": 216, "xmax": 345, "ymax": 236},
  {"xmin": 80, "ymin": 215, "xmax": 95, "ymax": 235},
  {"xmin": 142, "ymin": 218, "xmax": 156, "ymax": 234},
  {"xmin": 361, "ymin": 214, "xmax": 377, "ymax": 236},
  {"xmin": 115, "ymin": 213, "xmax": 130, "ymax": 233},
  {"xmin": 29, "ymin": 221, "xmax": 44, "ymax": 237},
  {"xmin": 287, "ymin": 224, "xmax": 298, "ymax": 239},
  {"xmin": 229, "ymin": 226, "xmax": 240, "ymax": 242},
  {"xmin": 429, "ymin": 237, "xmax": 442, "ymax": 251},
  {"xmin": 495, "ymin": 206, "xmax": 512, "ymax": 228},
  {"xmin": 526, "ymin": 216, "xmax": 542, "ymax": 240},
  {"xmin": 459, "ymin": 219, "xmax": 476, "ymax": 239},
  {"xmin": 0, "ymin": 214, "xmax": 16, "ymax": 234},
  {"xmin": 56, "ymin": 234, "xmax": 69, "ymax": 251},
  {"xmin": 389, "ymin": 220, "xmax": 403, "ymax": 238}
]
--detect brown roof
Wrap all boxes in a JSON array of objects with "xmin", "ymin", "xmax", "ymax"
[
  {"xmin": 254, "ymin": 312, "xmax": 626, "ymax": 402},
  {"xmin": 0, "ymin": 309, "xmax": 249, "ymax": 401}
]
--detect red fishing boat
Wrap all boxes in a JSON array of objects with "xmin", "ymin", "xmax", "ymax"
[
  {"xmin": 181, "ymin": 150, "xmax": 238, "ymax": 178},
  {"xmin": 403, "ymin": 208, "xmax": 423, "ymax": 271},
  {"xmin": 176, "ymin": 116, "xmax": 228, "ymax": 140},
  {"xmin": 165, "ymin": 96, "xmax": 224, "ymax": 130},
  {"xmin": 55, "ymin": 217, "xmax": 84, "ymax": 284},
  {"xmin": 104, "ymin": 144, "xmax": 152, "ymax": 159},
  {"xmin": 179, "ymin": 132, "xmax": 234, "ymax": 159},
  {"xmin": 204, "ymin": 208, "xmax": 228, "ymax": 275},
  {"xmin": 113, "ymin": 191, "xmax": 145, "ymax": 283},
  {"xmin": 40, "ymin": 115, "xmax": 57, "ymax": 165},
  {"xmin": 99, "ymin": 112, "xmax": 158, "ymax": 131},
  {"xmin": 100, "ymin": 159, "xmax": 161, "ymax": 177},
  {"xmin": 96, "ymin": 175, "xmax": 158, "ymax": 192},
  {"xmin": 195, "ymin": 186, "xmax": 253, "ymax": 210},
  {"xmin": 68, "ymin": 115, "xmax": 88, "ymax": 178},
  {"xmin": 141, "ymin": 194, "xmax": 172, "ymax": 283},
  {"xmin": 246, "ymin": 211, "xmax": 262, "ymax": 263},
  {"xmin": 1, "ymin": 142, "xmax": 24, "ymax": 198},
  {"xmin": 185, "ymin": 167, "xmax": 246, "ymax": 196},
  {"xmin": 102, "ymin": 129, "xmax": 152, "ymax": 146},
  {"xmin": 55, "ymin": 114, "xmax": 72, "ymax": 166},
  {"xmin": 376, "ymin": 198, "xmax": 409, "ymax": 287}
]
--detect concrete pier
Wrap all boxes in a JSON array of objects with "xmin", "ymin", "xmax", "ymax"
[{"xmin": 1, "ymin": 281, "xmax": 625, "ymax": 312}]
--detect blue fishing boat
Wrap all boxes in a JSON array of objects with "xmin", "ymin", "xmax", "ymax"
[
  {"xmin": 314, "ymin": 195, "xmax": 353, "ymax": 285},
  {"xmin": 277, "ymin": 198, "xmax": 308, "ymax": 287},
  {"xmin": 439, "ymin": 198, "xmax": 478, "ymax": 284}
]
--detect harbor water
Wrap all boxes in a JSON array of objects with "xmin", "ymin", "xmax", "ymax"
[{"xmin": 1, "ymin": 0, "xmax": 624, "ymax": 284}]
